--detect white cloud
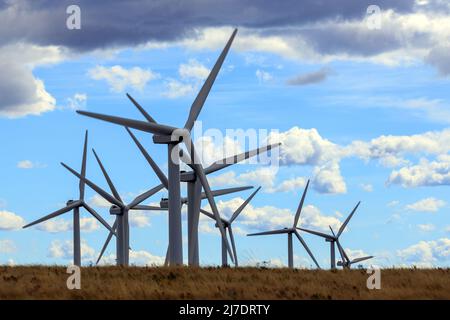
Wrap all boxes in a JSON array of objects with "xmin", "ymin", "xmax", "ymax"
[
  {"xmin": 100, "ymin": 250, "xmax": 164, "ymax": 266},
  {"xmin": 397, "ymin": 238, "xmax": 450, "ymax": 267},
  {"xmin": 179, "ymin": 59, "xmax": 209, "ymax": 80},
  {"xmin": 0, "ymin": 211, "xmax": 26, "ymax": 230},
  {"xmin": 312, "ymin": 162, "xmax": 347, "ymax": 194},
  {"xmin": 0, "ymin": 239, "xmax": 16, "ymax": 253},
  {"xmin": 0, "ymin": 43, "xmax": 62, "ymax": 118},
  {"xmin": 129, "ymin": 211, "xmax": 151, "ymax": 228},
  {"xmin": 88, "ymin": 65, "xmax": 158, "ymax": 92},
  {"xmin": 418, "ymin": 223, "xmax": 435, "ymax": 232},
  {"xmin": 162, "ymin": 79, "xmax": 194, "ymax": 98},
  {"xmin": 89, "ymin": 194, "xmax": 112, "ymax": 208},
  {"xmin": 255, "ymin": 69, "xmax": 272, "ymax": 83},
  {"xmin": 405, "ymin": 197, "xmax": 446, "ymax": 212},
  {"xmin": 36, "ymin": 216, "xmax": 100, "ymax": 233},
  {"xmin": 66, "ymin": 93, "xmax": 87, "ymax": 110},
  {"xmin": 204, "ymin": 197, "xmax": 341, "ymax": 233},
  {"xmin": 388, "ymin": 155, "xmax": 450, "ymax": 187},
  {"xmin": 162, "ymin": 59, "xmax": 210, "ymax": 98},
  {"xmin": 48, "ymin": 239, "xmax": 96, "ymax": 262},
  {"xmin": 17, "ymin": 160, "xmax": 46, "ymax": 169},
  {"xmin": 267, "ymin": 176, "xmax": 307, "ymax": 193},
  {"xmin": 360, "ymin": 183, "xmax": 374, "ymax": 192}
]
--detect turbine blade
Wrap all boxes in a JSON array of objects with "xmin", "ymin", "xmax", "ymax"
[
  {"xmin": 293, "ymin": 180, "xmax": 310, "ymax": 228},
  {"xmin": 201, "ymin": 186, "xmax": 253, "ymax": 199},
  {"xmin": 337, "ymin": 201, "xmax": 360, "ymax": 237},
  {"xmin": 247, "ymin": 229, "xmax": 289, "ymax": 236},
  {"xmin": 76, "ymin": 110, "xmax": 176, "ymax": 136},
  {"xmin": 164, "ymin": 245, "xmax": 169, "ymax": 267},
  {"xmin": 230, "ymin": 186, "xmax": 261, "ymax": 223},
  {"xmin": 294, "ymin": 230, "xmax": 320, "ymax": 269},
  {"xmin": 297, "ymin": 227, "xmax": 334, "ymax": 240},
  {"xmin": 329, "ymin": 226, "xmax": 337, "ymax": 237},
  {"xmin": 22, "ymin": 201, "xmax": 81, "ymax": 228},
  {"xmin": 128, "ymin": 184, "xmax": 165, "ymax": 209},
  {"xmin": 126, "ymin": 127, "xmax": 168, "ymax": 188},
  {"xmin": 204, "ymin": 143, "xmax": 281, "ymax": 175},
  {"xmin": 61, "ymin": 162, "xmax": 122, "ymax": 207},
  {"xmin": 184, "ymin": 29, "xmax": 237, "ymax": 131},
  {"xmin": 79, "ymin": 130, "xmax": 88, "ymax": 200},
  {"xmin": 126, "ymin": 93, "xmax": 157, "ymax": 123},
  {"xmin": 200, "ymin": 208, "xmax": 216, "ymax": 221},
  {"xmin": 82, "ymin": 203, "xmax": 117, "ymax": 236},
  {"xmin": 228, "ymin": 226, "xmax": 238, "ymax": 266},
  {"xmin": 351, "ymin": 256, "xmax": 374, "ymax": 264},
  {"xmin": 96, "ymin": 219, "xmax": 118, "ymax": 265},
  {"xmin": 336, "ymin": 239, "xmax": 350, "ymax": 263},
  {"xmin": 184, "ymin": 139, "xmax": 235, "ymax": 263},
  {"xmin": 92, "ymin": 149, "xmax": 123, "ymax": 203}
]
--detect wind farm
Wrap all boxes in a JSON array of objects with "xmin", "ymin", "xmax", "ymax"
[
  {"xmin": 2, "ymin": 1, "xmax": 449, "ymax": 302},
  {"xmin": 17, "ymin": 29, "xmax": 373, "ymax": 270}
]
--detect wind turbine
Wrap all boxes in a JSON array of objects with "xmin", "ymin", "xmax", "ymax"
[
  {"xmin": 201, "ymin": 186, "xmax": 261, "ymax": 267},
  {"xmin": 126, "ymin": 126, "xmax": 279, "ymax": 266},
  {"xmin": 75, "ymin": 29, "xmax": 240, "ymax": 265},
  {"xmin": 298, "ymin": 201, "xmax": 373, "ymax": 269},
  {"xmin": 22, "ymin": 131, "xmax": 116, "ymax": 266},
  {"xmin": 247, "ymin": 180, "xmax": 320, "ymax": 269},
  {"xmin": 61, "ymin": 149, "xmax": 165, "ymax": 266},
  {"xmin": 327, "ymin": 226, "xmax": 373, "ymax": 269},
  {"xmin": 95, "ymin": 185, "xmax": 252, "ymax": 266}
]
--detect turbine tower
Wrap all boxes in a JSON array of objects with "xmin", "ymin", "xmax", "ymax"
[
  {"xmin": 247, "ymin": 180, "xmax": 320, "ymax": 269},
  {"xmin": 75, "ymin": 29, "xmax": 239, "ymax": 265},
  {"xmin": 126, "ymin": 126, "xmax": 279, "ymax": 266},
  {"xmin": 22, "ymin": 131, "xmax": 116, "ymax": 266},
  {"xmin": 201, "ymin": 186, "xmax": 261, "ymax": 267},
  {"xmin": 61, "ymin": 149, "xmax": 165, "ymax": 266},
  {"xmin": 298, "ymin": 201, "xmax": 366, "ymax": 269}
]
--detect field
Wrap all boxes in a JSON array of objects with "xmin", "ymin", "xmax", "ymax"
[{"xmin": 0, "ymin": 266, "xmax": 449, "ymax": 300}]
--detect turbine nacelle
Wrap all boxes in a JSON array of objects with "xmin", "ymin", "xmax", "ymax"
[
  {"xmin": 66, "ymin": 199, "xmax": 76, "ymax": 206},
  {"xmin": 109, "ymin": 205, "xmax": 123, "ymax": 215}
]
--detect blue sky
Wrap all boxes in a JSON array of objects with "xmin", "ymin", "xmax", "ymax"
[{"xmin": 1, "ymin": 0, "xmax": 450, "ymax": 268}]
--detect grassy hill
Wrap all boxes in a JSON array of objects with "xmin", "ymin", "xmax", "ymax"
[{"xmin": 0, "ymin": 266, "xmax": 448, "ymax": 299}]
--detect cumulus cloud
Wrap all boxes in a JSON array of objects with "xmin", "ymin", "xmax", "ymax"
[
  {"xmin": 179, "ymin": 59, "xmax": 209, "ymax": 80},
  {"xmin": 286, "ymin": 67, "xmax": 331, "ymax": 86},
  {"xmin": 162, "ymin": 59, "xmax": 209, "ymax": 98},
  {"xmin": 312, "ymin": 162, "xmax": 347, "ymax": 194},
  {"xmin": 0, "ymin": 43, "xmax": 61, "ymax": 118},
  {"xmin": 100, "ymin": 250, "xmax": 164, "ymax": 266},
  {"xmin": 388, "ymin": 155, "xmax": 450, "ymax": 187},
  {"xmin": 48, "ymin": 239, "xmax": 96, "ymax": 262},
  {"xmin": 129, "ymin": 211, "xmax": 151, "ymax": 228},
  {"xmin": 397, "ymin": 238, "xmax": 450, "ymax": 267},
  {"xmin": 0, "ymin": 239, "xmax": 16, "ymax": 253},
  {"xmin": 89, "ymin": 194, "xmax": 112, "ymax": 208},
  {"xmin": 0, "ymin": 211, "xmax": 26, "ymax": 230},
  {"xmin": 405, "ymin": 197, "xmax": 446, "ymax": 212},
  {"xmin": 88, "ymin": 65, "xmax": 158, "ymax": 92},
  {"xmin": 36, "ymin": 217, "xmax": 100, "ymax": 233},
  {"xmin": 203, "ymin": 197, "xmax": 342, "ymax": 233},
  {"xmin": 66, "ymin": 93, "xmax": 87, "ymax": 110}
]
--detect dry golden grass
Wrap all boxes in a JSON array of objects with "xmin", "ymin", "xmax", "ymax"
[{"xmin": 0, "ymin": 266, "xmax": 448, "ymax": 300}]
